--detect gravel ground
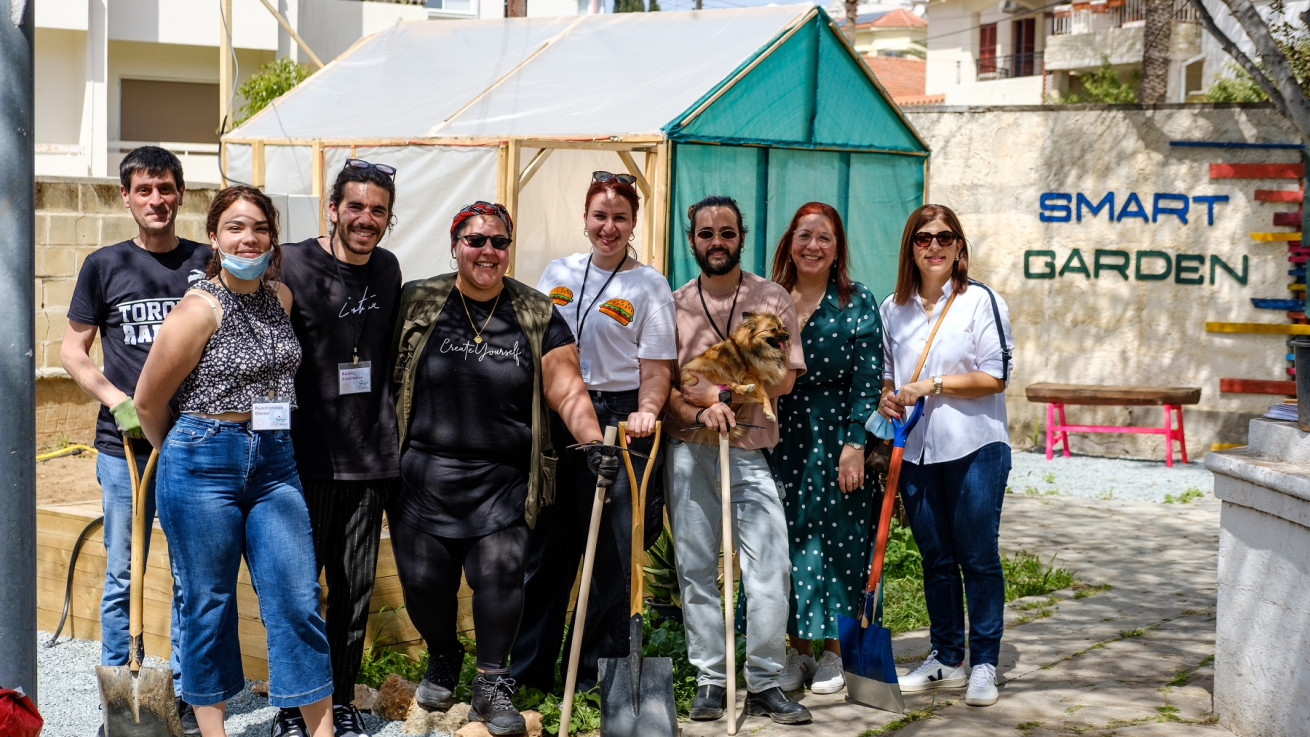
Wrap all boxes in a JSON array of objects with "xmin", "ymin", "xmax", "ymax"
[
  {"xmin": 33, "ymin": 453, "xmax": 1215, "ymax": 736},
  {"xmin": 34, "ymin": 633, "xmax": 422, "ymax": 737},
  {"xmin": 1008, "ymin": 447, "xmax": 1214, "ymax": 503}
]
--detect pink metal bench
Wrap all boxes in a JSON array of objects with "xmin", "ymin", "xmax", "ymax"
[{"xmin": 1025, "ymin": 383, "xmax": 1202, "ymax": 467}]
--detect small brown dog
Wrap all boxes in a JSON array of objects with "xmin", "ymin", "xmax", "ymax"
[{"xmin": 681, "ymin": 311, "xmax": 790, "ymax": 440}]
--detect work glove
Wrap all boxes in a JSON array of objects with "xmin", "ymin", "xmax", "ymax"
[
  {"xmin": 585, "ymin": 441, "xmax": 621, "ymax": 489},
  {"xmin": 111, "ymin": 398, "xmax": 143, "ymax": 439}
]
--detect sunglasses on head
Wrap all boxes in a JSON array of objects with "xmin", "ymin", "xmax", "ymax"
[
  {"xmin": 461, "ymin": 233, "xmax": 513, "ymax": 251},
  {"xmin": 696, "ymin": 228, "xmax": 739, "ymax": 241},
  {"xmin": 345, "ymin": 158, "xmax": 397, "ymax": 178},
  {"xmin": 913, "ymin": 231, "xmax": 959, "ymax": 248},
  {"xmin": 593, "ymin": 170, "xmax": 637, "ymax": 184}
]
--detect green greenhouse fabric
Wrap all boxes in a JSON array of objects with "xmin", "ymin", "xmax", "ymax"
[
  {"xmin": 667, "ymin": 143, "xmax": 924, "ymax": 301},
  {"xmin": 669, "ymin": 12, "xmax": 926, "ymax": 154}
]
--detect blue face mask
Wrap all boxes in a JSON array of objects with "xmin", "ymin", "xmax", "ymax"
[{"xmin": 220, "ymin": 250, "xmax": 272, "ymax": 281}]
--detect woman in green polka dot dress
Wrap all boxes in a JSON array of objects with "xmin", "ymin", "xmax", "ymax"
[{"xmin": 768, "ymin": 202, "xmax": 884, "ymax": 695}]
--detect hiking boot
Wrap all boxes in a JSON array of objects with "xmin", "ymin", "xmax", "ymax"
[
  {"xmin": 689, "ymin": 684, "xmax": 726, "ymax": 721},
  {"xmin": 744, "ymin": 686, "xmax": 812, "ymax": 724},
  {"xmin": 810, "ymin": 650, "xmax": 845, "ymax": 694},
  {"xmin": 900, "ymin": 650, "xmax": 967, "ymax": 692},
  {"xmin": 468, "ymin": 673, "xmax": 526, "ymax": 736},
  {"xmin": 177, "ymin": 697, "xmax": 201, "ymax": 735},
  {"xmin": 415, "ymin": 645, "xmax": 464, "ymax": 712},
  {"xmin": 270, "ymin": 708, "xmax": 308, "ymax": 737},
  {"xmin": 777, "ymin": 647, "xmax": 816, "ymax": 692},
  {"xmin": 965, "ymin": 663, "xmax": 999, "ymax": 706}
]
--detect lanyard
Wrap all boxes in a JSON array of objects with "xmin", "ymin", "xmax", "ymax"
[
  {"xmin": 574, "ymin": 253, "xmax": 627, "ymax": 351},
  {"xmin": 328, "ymin": 243, "xmax": 370, "ymax": 364},
  {"xmin": 217, "ymin": 274, "xmax": 278, "ymax": 399},
  {"xmin": 696, "ymin": 271, "xmax": 743, "ymax": 341}
]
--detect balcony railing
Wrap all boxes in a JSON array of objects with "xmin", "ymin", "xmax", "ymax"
[
  {"xmin": 1051, "ymin": 0, "xmax": 1199, "ymax": 35},
  {"xmin": 978, "ymin": 50, "xmax": 1044, "ymax": 79}
]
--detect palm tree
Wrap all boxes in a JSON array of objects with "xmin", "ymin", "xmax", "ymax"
[{"xmin": 1138, "ymin": 0, "xmax": 1173, "ymax": 102}]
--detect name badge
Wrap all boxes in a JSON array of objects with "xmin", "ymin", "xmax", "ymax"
[
  {"xmin": 579, "ymin": 358, "xmax": 592, "ymax": 385},
  {"xmin": 338, "ymin": 361, "xmax": 372, "ymax": 395},
  {"xmin": 251, "ymin": 397, "xmax": 292, "ymax": 431}
]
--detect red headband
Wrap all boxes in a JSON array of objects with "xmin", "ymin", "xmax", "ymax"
[{"xmin": 450, "ymin": 201, "xmax": 514, "ymax": 239}]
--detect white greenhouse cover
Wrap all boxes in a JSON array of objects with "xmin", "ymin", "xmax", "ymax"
[{"xmin": 229, "ymin": 5, "xmax": 814, "ymax": 141}]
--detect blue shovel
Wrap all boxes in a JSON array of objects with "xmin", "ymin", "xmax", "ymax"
[{"xmin": 839, "ymin": 397, "xmax": 924, "ymax": 713}]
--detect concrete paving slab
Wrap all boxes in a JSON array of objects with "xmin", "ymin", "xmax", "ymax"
[{"xmin": 676, "ymin": 493, "xmax": 1231, "ymax": 736}]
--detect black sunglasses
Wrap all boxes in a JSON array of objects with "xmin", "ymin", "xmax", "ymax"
[
  {"xmin": 345, "ymin": 158, "xmax": 397, "ymax": 178},
  {"xmin": 696, "ymin": 228, "xmax": 739, "ymax": 241},
  {"xmin": 913, "ymin": 231, "xmax": 959, "ymax": 248},
  {"xmin": 593, "ymin": 170, "xmax": 637, "ymax": 184},
  {"xmin": 461, "ymin": 233, "xmax": 513, "ymax": 251}
]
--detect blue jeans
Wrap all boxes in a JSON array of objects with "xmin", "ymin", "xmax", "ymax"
[
  {"xmin": 664, "ymin": 439, "xmax": 790, "ymax": 692},
  {"xmin": 900, "ymin": 442, "xmax": 1011, "ymax": 667},
  {"xmin": 156, "ymin": 415, "xmax": 332, "ymax": 708},
  {"xmin": 97, "ymin": 450, "xmax": 184, "ymax": 689}
]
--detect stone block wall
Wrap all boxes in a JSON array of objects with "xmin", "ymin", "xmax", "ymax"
[{"xmin": 35, "ymin": 177, "xmax": 218, "ymax": 449}]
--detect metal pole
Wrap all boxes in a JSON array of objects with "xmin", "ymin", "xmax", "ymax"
[{"xmin": 0, "ymin": 0, "xmax": 38, "ymax": 699}]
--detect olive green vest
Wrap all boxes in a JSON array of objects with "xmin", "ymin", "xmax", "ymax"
[{"xmin": 391, "ymin": 274, "xmax": 558, "ymax": 529}]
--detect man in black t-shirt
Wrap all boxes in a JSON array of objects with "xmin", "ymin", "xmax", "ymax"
[
  {"xmin": 62, "ymin": 146, "xmax": 210, "ymax": 736},
  {"xmin": 274, "ymin": 159, "xmax": 402, "ymax": 737}
]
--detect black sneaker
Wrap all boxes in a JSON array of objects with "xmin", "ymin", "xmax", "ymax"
[
  {"xmin": 177, "ymin": 698, "xmax": 201, "ymax": 736},
  {"xmin": 744, "ymin": 686, "xmax": 812, "ymax": 725},
  {"xmin": 270, "ymin": 707, "xmax": 308, "ymax": 737},
  {"xmin": 332, "ymin": 704, "xmax": 370, "ymax": 737},
  {"xmin": 415, "ymin": 645, "xmax": 464, "ymax": 712},
  {"xmin": 689, "ymin": 684, "xmax": 726, "ymax": 721},
  {"xmin": 468, "ymin": 673, "xmax": 526, "ymax": 736}
]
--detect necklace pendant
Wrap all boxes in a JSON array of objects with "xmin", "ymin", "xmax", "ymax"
[{"xmin": 473, "ymin": 336, "xmax": 483, "ymax": 344}]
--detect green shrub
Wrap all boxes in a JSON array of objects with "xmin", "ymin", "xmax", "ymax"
[{"xmin": 234, "ymin": 57, "xmax": 312, "ymax": 126}]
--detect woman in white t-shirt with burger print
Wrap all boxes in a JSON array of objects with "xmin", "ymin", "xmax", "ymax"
[{"xmin": 509, "ymin": 172, "xmax": 679, "ymax": 694}]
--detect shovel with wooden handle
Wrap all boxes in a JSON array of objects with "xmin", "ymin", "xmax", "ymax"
[
  {"xmin": 95, "ymin": 436, "xmax": 182, "ymax": 737},
  {"xmin": 720, "ymin": 429, "xmax": 739, "ymax": 736},
  {"xmin": 559, "ymin": 425, "xmax": 618, "ymax": 737},
  {"xmin": 598, "ymin": 421, "xmax": 676, "ymax": 737}
]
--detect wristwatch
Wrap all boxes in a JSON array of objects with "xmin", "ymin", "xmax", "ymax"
[
  {"xmin": 846, "ymin": 441, "xmax": 865, "ymax": 450},
  {"xmin": 932, "ymin": 376, "xmax": 944, "ymax": 396},
  {"xmin": 718, "ymin": 387, "xmax": 733, "ymax": 405}
]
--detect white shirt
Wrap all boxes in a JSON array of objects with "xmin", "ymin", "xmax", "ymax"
[
  {"xmin": 537, "ymin": 252, "xmax": 678, "ymax": 392},
  {"xmin": 880, "ymin": 282, "xmax": 1013, "ymax": 464}
]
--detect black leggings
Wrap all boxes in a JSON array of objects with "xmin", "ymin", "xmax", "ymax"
[{"xmin": 390, "ymin": 515, "xmax": 529, "ymax": 673}]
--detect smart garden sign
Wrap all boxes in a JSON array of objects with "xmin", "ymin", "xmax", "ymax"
[{"xmin": 1025, "ymin": 191, "xmax": 1246, "ymax": 285}]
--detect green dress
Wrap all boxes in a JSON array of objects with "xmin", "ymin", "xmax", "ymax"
[{"xmin": 776, "ymin": 280, "xmax": 884, "ymax": 640}]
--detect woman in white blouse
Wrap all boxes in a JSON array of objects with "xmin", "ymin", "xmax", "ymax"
[{"xmin": 877, "ymin": 204, "xmax": 1013, "ymax": 708}]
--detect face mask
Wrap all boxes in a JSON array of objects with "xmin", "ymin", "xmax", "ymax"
[{"xmin": 221, "ymin": 250, "xmax": 272, "ymax": 280}]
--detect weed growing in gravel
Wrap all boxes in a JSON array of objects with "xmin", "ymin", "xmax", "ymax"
[
  {"xmin": 1023, "ymin": 485, "xmax": 1040, "ymax": 495},
  {"xmin": 1119, "ymin": 628, "xmax": 1148, "ymax": 638},
  {"xmin": 1043, "ymin": 472, "xmax": 1056, "ymax": 484},
  {"xmin": 1098, "ymin": 489, "xmax": 1114, "ymax": 500},
  {"xmin": 1072, "ymin": 583, "xmax": 1112, "ymax": 599},
  {"xmin": 1163, "ymin": 487, "xmax": 1204, "ymax": 504},
  {"xmin": 1017, "ymin": 721, "xmax": 1042, "ymax": 731}
]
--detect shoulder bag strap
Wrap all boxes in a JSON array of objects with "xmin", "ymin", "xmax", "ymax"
[
  {"xmin": 909, "ymin": 291, "xmax": 958, "ymax": 383},
  {"xmin": 967, "ymin": 279, "xmax": 1012, "ymax": 384}
]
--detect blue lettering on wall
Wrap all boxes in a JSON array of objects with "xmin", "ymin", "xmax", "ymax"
[
  {"xmin": 1038, "ymin": 192, "xmax": 1229, "ymax": 225},
  {"xmin": 1077, "ymin": 192, "xmax": 1114, "ymax": 222},
  {"xmin": 1039, "ymin": 193, "xmax": 1072, "ymax": 222}
]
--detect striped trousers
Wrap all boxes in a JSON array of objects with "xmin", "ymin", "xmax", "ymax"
[{"xmin": 302, "ymin": 476, "xmax": 398, "ymax": 704}]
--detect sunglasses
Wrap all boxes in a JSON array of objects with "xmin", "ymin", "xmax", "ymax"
[
  {"xmin": 461, "ymin": 233, "xmax": 513, "ymax": 251},
  {"xmin": 593, "ymin": 170, "xmax": 636, "ymax": 184},
  {"xmin": 695, "ymin": 228, "xmax": 739, "ymax": 241},
  {"xmin": 345, "ymin": 158, "xmax": 397, "ymax": 178},
  {"xmin": 913, "ymin": 231, "xmax": 959, "ymax": 248}
]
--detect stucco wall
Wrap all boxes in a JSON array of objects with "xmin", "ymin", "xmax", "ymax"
[
  {"xmin": 1207, "ymin": 419, "xmax": 1310, "ymax": 737},
  {"xmin": 34, "ymin": 178, "xmax": 217, "ymax": 449},
  {"xmin": 905, "ymin": 104, "xmax": 1299, "ymax": 458}
]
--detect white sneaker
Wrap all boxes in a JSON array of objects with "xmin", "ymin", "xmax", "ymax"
[
  {"xmin": 778, "ymin": 647, "xmax": 817, "ymax": 692},
  {"xmin": 899, "ymin": 650, "xmax": 967, "ymax": 692},
  {"xmin": 810, "ymin": 650, "xmax": 846, "ymax": 694},
  {"xmin": 965, "ymin": 663, "xmax": 998, "ymax": 706}
]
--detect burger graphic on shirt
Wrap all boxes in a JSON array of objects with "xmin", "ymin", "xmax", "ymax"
[
  {"xmin": 548, "ymin": 286, "xmax": 574, "ymax": 306},
  {"xmin": 599, "ymin": 298, "xmax": 634, "ymax": 326}
]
